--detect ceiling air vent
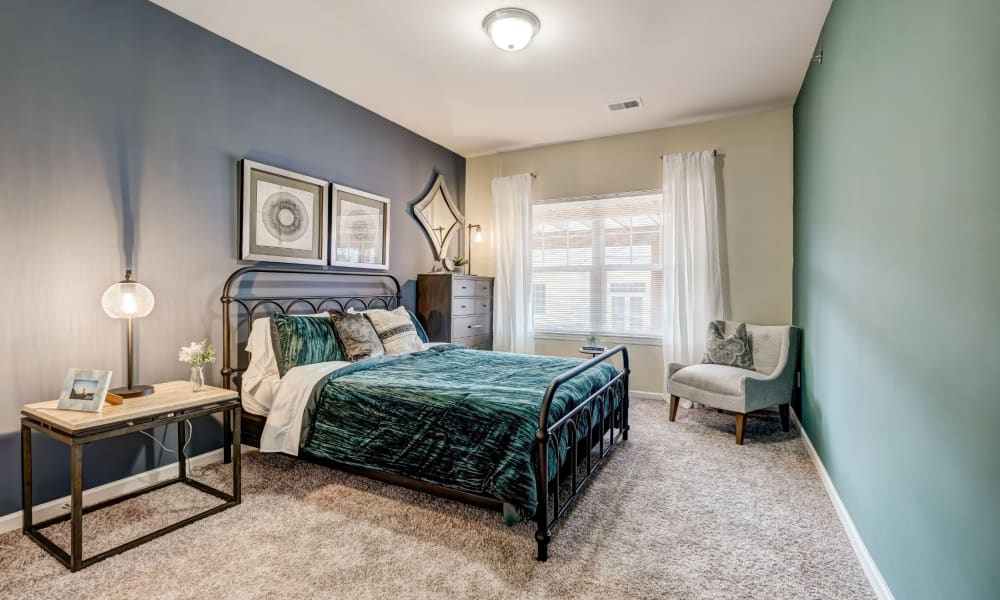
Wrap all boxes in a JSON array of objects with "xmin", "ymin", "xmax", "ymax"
[{"xmin": 608, "ymin": 98, "xmax": 643, "ymax": 112}]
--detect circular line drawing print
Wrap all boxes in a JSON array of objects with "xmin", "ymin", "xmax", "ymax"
[{"xmin": 261, "ymin": 192, "xmax": 309, "ymax": 242}]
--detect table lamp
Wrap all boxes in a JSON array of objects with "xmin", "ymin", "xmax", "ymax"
[
  {"xmin": 467, "ymin": 223, "xmax": 483, "ymax": 275},
  {"xmin": 101, "ymin": 269, "xmax": 155, "ymax": 397}
]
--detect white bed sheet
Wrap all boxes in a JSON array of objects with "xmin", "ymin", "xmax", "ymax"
[{"xmin": 259, "ymin": 360, "xmax": 351, "ymax": 455}]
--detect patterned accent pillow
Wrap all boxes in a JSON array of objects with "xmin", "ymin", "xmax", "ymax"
[
  {"xmin": 270, "ymin": 314, "xmax": 343, "ymax": 376},
  {"xmin": 702, "ymin": 321, "xmax": 754, "ymax": 370},
  {"xmin": 330, "ymin": 311, "xmax": 385, "ymax": 361},
  {"xmin": 364, "ymin": 307, "xmax": 425, "ymax": 355},
  {"xmin": 346, "ymin": 306, "xmax": 429, "ymax": 343}
]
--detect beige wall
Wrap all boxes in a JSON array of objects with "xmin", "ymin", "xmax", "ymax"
[{"xmin": 466, "ymin": 108, "xmax": 793, "ymax": 393}]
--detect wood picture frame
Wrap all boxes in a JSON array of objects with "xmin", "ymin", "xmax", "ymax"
[
  {"xmin": 240, "ymin": 159, "xmax": 329, "ymax": 265},
  {"xmin": 330, "ymin": 184, "xmax": 390, "ymax": 270}
]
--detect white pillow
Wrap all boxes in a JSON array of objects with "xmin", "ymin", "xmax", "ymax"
[{"xmin": 241, "ymin": 313, "xmax": 329, "ymax": 415}]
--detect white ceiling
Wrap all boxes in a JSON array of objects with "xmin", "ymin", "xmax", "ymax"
[{"xmin": 151, "ymin": 0, "xmax": 831, "ymax": 157}]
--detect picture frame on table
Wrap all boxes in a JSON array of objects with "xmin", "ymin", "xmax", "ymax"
[
  {"xmin": 330, "ymin": 184, "xmax": 390, "ymax": 270},
  {"xmin": 240, "ymin": 159, "xmax": 329, "ymax": 265},
  {"xmin": 57, "ymin": 369, "xmax": 112, "ymax": 412}
]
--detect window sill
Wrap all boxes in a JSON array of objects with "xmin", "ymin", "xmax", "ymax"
[{"xmin": 533, "ymin": 331, "xmax": 663, "ymax": 347}]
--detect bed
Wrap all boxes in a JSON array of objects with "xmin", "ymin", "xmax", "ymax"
[{"xmin": 220, "ymin": 266, "xmax": 630, "ymax": 560}]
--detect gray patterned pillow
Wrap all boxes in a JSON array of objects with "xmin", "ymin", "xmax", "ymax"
[
  {"xmin": 330, "ymin": 311, "xmax": 385, "ymax": 362},
  {"xmin": 702, "ymin": 321, "xmax": 754, "ymax": 370}
]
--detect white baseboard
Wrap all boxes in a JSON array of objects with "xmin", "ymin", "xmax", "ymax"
[
  {"xmin": 629, "ymin": 389, "xmax": 664, "ymax": 400},
  {"xmin": 792, "ymin": 413, "xmax": 895, "ymax": 600},
  {"xmin": 0, "ymin": 447, "xmax": 240, "ymax": 535}
]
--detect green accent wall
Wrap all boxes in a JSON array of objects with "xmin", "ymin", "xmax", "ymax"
[{"xmin": 793, "ymin": 1, "xmax": 1000, "ymax": 598}]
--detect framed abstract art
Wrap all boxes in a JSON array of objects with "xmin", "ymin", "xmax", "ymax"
[
  {"xmin": 331, "ymin": 184, "xmax": 390, "ymax": 270},
  {"xmin": 240, "ymin": 159, "xmax": 328, "ymax": 265}
]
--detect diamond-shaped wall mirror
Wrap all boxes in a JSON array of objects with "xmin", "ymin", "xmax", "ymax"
[{"xmin": 412, "ymin": 173, "xmax": 463, "ymax": 260}]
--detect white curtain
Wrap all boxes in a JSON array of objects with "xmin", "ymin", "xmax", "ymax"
[
  {"xmin": 491, "ymin": 173, "xmax": 534, "ymax": 354},
  {"xmin": 662, "ymin": 151, "xmax": 724, "ymax": 369}
]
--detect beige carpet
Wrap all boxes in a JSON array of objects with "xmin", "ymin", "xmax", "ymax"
[{"xmin": 0, "ymin": 398, "xmax": 873, "ymax": 599}]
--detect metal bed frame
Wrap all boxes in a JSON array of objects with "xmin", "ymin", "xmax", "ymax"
[{"xmin": 220, "ymin": 265, "xmax": 630, "ymax": 560}]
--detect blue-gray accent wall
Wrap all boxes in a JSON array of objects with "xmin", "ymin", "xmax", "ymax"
[
  {"xmin": 0, "ymin": 0, "xmax": 464, "ymax": 515},
  {"xmin": 793, "ymin": 1, "xmax": 999, "ymax": 598}
]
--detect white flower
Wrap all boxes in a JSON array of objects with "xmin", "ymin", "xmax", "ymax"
[{"xmin": 179, "ymin": 339, "xmax": 215, "ymax": 366}]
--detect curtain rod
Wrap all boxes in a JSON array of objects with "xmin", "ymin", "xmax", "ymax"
[{"xmin": 658, "ymin": 149, "xmax": 718, "ymax": 159}]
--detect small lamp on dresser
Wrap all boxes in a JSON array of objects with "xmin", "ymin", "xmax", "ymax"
[
  {"xmin": 467, "ymin": 223, "xmax": 483, "ymax": 275},
  {"xmin": 101, "ymin": 269, "xmax": 155, "ymax": 397}
]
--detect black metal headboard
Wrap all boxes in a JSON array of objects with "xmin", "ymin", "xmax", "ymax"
[{"xmin": 220, "ymin": 265, "xmax": 402, "ymax": 392}]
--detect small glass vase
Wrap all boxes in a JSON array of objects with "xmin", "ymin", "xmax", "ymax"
[{"xmin": 190, "ymin": 365, "xmax": 205, "ymax": 392}]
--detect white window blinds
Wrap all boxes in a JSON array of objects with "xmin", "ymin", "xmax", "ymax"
[{"xmin": 532, "ymin": 192, "xmax": 663, "ymax": 337}]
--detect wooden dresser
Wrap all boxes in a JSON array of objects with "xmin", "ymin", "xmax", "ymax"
[{"xmin": 417, "ymin": 273, "xmax": 494, "ymax": 350}]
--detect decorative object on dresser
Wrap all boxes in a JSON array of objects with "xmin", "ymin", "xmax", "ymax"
[
  {"xmin": 331, "ymin": 184, "xmax": 390, "ymax": 270},
  {"xmin": 466, "ymin": 223, "xmax": 483, "ymax": 275},
  {"xmin": 451, "ymin": 255, "xmax": 469, "ymax": 272},
  {"xmin": 21, "ymin": 381, "xmax": 241, "ymax": 571},
  {"xmin": 666, "ymin": 321, "xmax": 801, "ymax": 444},
  {"xmin": 417, "ymin": 273, "xmax": 494, "ymax": 349},
  {"xmin": 101, "ymin": 270, "xmax": 155, "ymax": 397},
  {"xmin": 240, "ymin": 159, "xmax": 329, "ymax": 265},
  {"xmin": 412, "ymin": 172, "xmax": 463, "ymax": 262}
]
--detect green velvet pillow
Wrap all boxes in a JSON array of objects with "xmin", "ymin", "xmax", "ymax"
[{"xmin": 270, "ymin": 314, "xmax": 343, "ymax": 376}]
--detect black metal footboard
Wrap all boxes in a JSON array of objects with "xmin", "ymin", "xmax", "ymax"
[{"xmin": 534, "ymin": 345, "xmax": 630, "ymax": 561}]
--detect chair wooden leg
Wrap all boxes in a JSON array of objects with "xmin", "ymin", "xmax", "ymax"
[
  {"xmin": 779, "ymin": 403, "xmax": 790, "ymax": 432},
  {"xmin": 735, "ymin": 413, "xmax": 746, "ymax": 445},
  {"xmin": 668, "ymin": 395, "xmax": 679, "ymax": 422}
]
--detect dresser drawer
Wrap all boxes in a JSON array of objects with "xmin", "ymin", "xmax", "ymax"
[
  {"xmin": 453, "ymin": 296, "xmax": 492, "ymax": 316},
  {"xmin": 453, "ymin": 278, "xmax": 492, "ymax": 297},
  {"xmin": 453, "ymin": 333, "xmax": 492, "ymax": 350},
  {"xmin": 453, "ymin": 314, "xmax": 491, "ymax": 337}
]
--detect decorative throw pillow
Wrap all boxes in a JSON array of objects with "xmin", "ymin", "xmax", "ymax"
[
  {"xmin": 346, "ymin": 306, "xmax": 429, "ymax": 343},
  {"xmin": 702, "ymin": 321, "xmax": 754, "ymax": 370},
  {"xmin": 330, "ymin": 311, "xmax": 385, "ymax": 361},
  {"xmin": 364, "ymin": 307, "xmax": 425, "ymax": 355},
  {"xmin": 270, "ymin": 314, "xmax": 343, "ymax": 376}
]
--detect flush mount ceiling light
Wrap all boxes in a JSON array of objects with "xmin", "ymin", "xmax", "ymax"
[{"xmin": 482, "ymin": 7, "xmax": 540, "ymax": 51}]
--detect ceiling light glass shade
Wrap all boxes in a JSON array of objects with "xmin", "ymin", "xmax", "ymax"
[
  {"xmin": 102, "ymin": 274, "xmax": 155, "ymax": 319},
  {"xmin": 483, "ymin": 8, "xmax": 540, "ymax": 51}
]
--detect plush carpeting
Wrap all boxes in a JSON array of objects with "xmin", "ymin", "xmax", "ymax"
[{"xmin": 0, "ymin": 398, "xmax": 874, "ymax": 599}]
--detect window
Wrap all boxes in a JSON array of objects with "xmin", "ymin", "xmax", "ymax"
[
  {"xmin": 532, "ymin": 191, "xmax": 663, "ymax": 337},
  {"xmin": 533, "ymin": 283, "xmax": 547, "ymax": 315}
]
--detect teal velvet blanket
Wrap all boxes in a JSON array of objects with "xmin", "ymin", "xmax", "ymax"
[{"xmin": 299, "ymin": 345, "xmax": 620, "ymax": 524}]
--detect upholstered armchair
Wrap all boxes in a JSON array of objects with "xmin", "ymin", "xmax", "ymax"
[{"xmin": 666, "ymin": 322, "xmax": 801, "ymax": 444}]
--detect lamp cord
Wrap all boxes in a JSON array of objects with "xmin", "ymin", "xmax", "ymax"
[
  {"xmin": 137, "ymin": 420, "xmax": 210, "ymax": 477},
  {"xmin": 59, "ymin": 420, "xmax": 211, "ymax": 512}
]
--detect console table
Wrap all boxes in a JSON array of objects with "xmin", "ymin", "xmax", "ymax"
[{"xmin": 20, "ymin": 381, "xmax": 241, "ymax": 571}]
